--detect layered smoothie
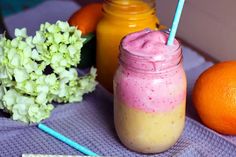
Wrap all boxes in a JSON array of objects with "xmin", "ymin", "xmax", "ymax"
[{"xmin": 113, "ymin": 30, "xmax": 186, "ymax": 153}]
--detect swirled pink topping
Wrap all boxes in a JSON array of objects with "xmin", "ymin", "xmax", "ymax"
[{"xmin": 122, "ymin": 29, "xmax": 179, "ymax": 60}]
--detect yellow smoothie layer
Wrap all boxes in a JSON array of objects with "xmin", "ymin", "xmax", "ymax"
[{"xmin": 114, "ymin": 102, "xmax": 185, "ymax": 153}]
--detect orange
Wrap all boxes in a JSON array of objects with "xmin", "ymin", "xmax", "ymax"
[
  {"xmin": 192, "ymin": 61, "xmax": 236, "ymax": 135},
  {"xmin": 68, "ymin": 3, "xmax": 103, "ymax": 35}
]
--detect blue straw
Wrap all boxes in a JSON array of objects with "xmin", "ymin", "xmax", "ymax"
[
  {"xmin": 167, "ymin": 0, "xmax": 186, "ymax": 45},
  {"xmin": 38, "ymin": 123, "xmax": 99, "ymax": 156}
]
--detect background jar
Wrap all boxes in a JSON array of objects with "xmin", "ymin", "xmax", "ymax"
[{"xmin": 96, "ymin": 0, "xmax": 159, "ymax": 92}]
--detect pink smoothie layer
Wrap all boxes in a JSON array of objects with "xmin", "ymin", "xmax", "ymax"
[
  {"xmin": 122, "ymin": 29, "xmax": 179, "ymax": 60},
  {"xmin": 116, "ymin": 30, "xmax": 186, "ymax": 113}
]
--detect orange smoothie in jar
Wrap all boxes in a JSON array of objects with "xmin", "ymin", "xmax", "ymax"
[{"xmin": 96, "ymin": 0, "xmax": 159, "ymax": 92}]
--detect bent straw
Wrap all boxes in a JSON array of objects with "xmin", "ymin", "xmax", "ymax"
[
  {"xmin": 38, "ymin": 123, "xmax": 99, "ymax": 156},
  {"xmin": 167, "ymin": 0, "xmax": 186, "ymax": 45}
]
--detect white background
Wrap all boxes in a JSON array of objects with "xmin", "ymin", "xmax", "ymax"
[{"xmin": 157, "ymin": 0, "xmax": 236, "ymax": 61}]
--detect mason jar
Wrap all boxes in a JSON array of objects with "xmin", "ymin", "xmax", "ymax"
[
  {"xmin": 113, "ymin": 30, "xmax": 187, "ymax": 153},
  {"xmin": 96, "ymin": 0, "xmax": 159, "ymax": 92}
]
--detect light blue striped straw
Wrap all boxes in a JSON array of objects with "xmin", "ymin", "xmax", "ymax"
[
  {"xmin": 167, "ymin": 0, "xmax": 186, "ymax": 45},
  {"xmin": 38, "ymin": 123, "xmax": 99, "ymax": 156}
]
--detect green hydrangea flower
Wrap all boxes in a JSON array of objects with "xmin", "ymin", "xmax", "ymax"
[{"xmin": 0, "ymin": 21, "xmax": 97, "ymax": 123}]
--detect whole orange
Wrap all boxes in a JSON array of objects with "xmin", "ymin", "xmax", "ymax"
[
  {"xmin": 192, "ymin": 61, "xmax": 236, "ymax": 135},
  {"xmin": 68, "ymin": 3, "xmax": 103, "ymax": 35}
]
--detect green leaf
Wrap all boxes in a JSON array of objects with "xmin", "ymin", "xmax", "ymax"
[{"xmin": 82, "ymin": 33, "xmax": 95, "ymax": 45}]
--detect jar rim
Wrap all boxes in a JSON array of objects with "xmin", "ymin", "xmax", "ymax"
[
  {"xmin": 103, "ymin": 0, "xmax": 156, "ymax": 20},
  {"xmin": 120, "ymin": 41, "xmax": 181, "ymax": 62}
]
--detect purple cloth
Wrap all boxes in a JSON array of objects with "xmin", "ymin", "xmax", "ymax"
[
  {"xmin": 0, "ymin": 73, "xmax": 236, "ymax": 156},
  {"xmin": 0, "ymin": 43, "xmax": 236, "ymax": 156}
]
